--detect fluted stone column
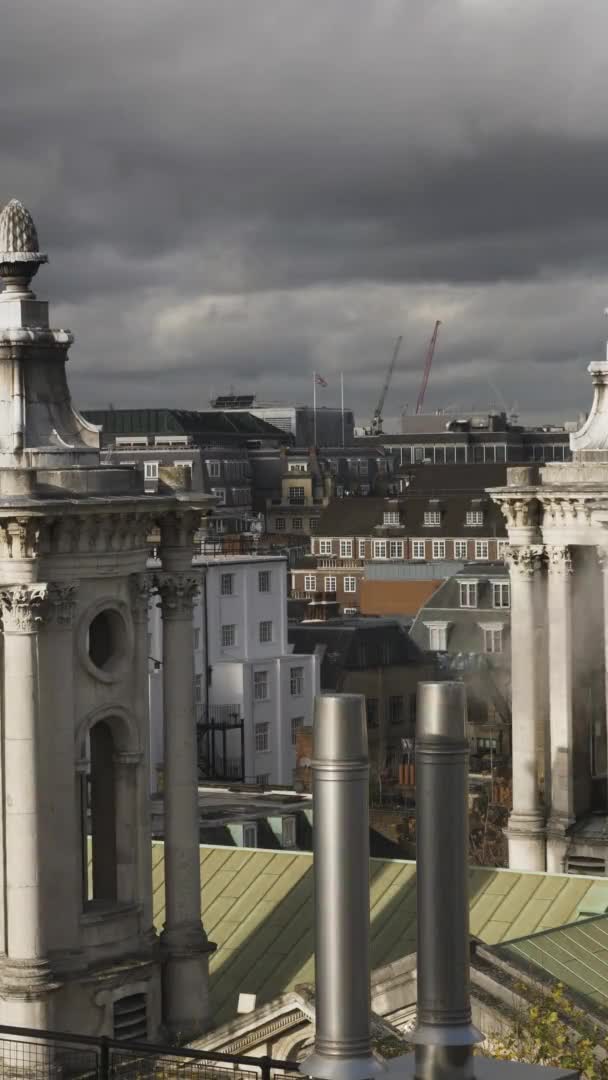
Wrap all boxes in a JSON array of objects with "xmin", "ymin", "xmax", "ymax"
[
  {"xmin": 0, "ymin": 584, "xmax": 58, "ymax": 1027},
  {"xmin": 506, "ymin": 546, "xmax": 546, "ymax": 871},
  {"xmin": 157, "ymin": 571, "xmax": 212, "ymax": 1041},
  {"xmin": 545, "ymin": 546, "xmax": 575, "ymax": 873}
]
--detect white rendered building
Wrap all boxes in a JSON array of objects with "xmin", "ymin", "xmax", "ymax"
[
  {"xmin": 149, "ymin": 555, "xmax": 321, "ymax": 789},
  {"xmin": 492, "ymin": 334, "xmax": 608, "ymax": 876}
]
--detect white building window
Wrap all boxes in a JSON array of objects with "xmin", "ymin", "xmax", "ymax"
[
  {"xmin": 212, "ymin": 487, "xmax": 226, "ymax": 505},
  {"xmin": 288, "ymin": 462, "xmax": 307, "ymax": 472},
  {"xmin": 310, "ymin": 519, "xmax": 319, "ymax": 531},
  {"xmin": 475, "ymin": 540, "xmax": 489, "ymax": 560},
  {"xmin": 220, "ymin": 573, "xmax": 234, "ymax": 596},
  {"xmin": 358, "ymin": 539, "xmax": 366, "ymax": 559},
  {"xmin": 344, "ymin": 576, "xmax": 357, "ymax": 593},
  {"xmin": 144, "ymin": 461, "xmax": 159, "ymax": 480},
  {"xmin": 291, "ymin": 716, "xmax": 304, "ymax": 745},
  {"xmin": 206, "ymin": 460, "xmax": 221, "ymax": 478},
  {"xmin": 454, "ymin": 540, "xmax": 468, "ymax": 560},
  {"xmin": 389, "ymin": 540, "xmax": 404, "ymax": 558},
  {"xmin": 324, "ymin": 576, "xmax": 337, "ymax": 592},
  {"xmin": 425, "ymin": 623, "xmax": 448, "ymax": 650},
  {"xmin": 319, "ymin": 539, "xmax": 332, "ymax": 555},
  {"xmin": 259, "ymin": 620, "xmax": 273, "ymax": 643},
  {"xmin": 424, "ymin": 510, "xmax": 441, "ymax": 526},
  {"xmin": 221, "ymin": 624, "xmax": 236, "ymax": 647},
  {"xmin": 289, "ymin": 485, "xmax": 305, "ymax": 504},
  {"xmin": 483, "ymin": 627, "xmax": 503, "ymax": 654},
  {"xmin": 373, "ymin": 540, "xmax": 387, "ymax": 559},
  {"xmin": 459, "ymin": 582, "xmax": 478, "ymax": 608},
  {"xmin": 282, "ymin": 816, "xmax": 297, "ymax": 848},
  {"xmin": 383, "ymin": 511, "xmax": 400, "ymax": 525},
  {"xmin": 466, "ymin": 510, "xmax": 484, "ymax": 526},
  {"xmin": 242, "ymin": 823, "xmax": 257, "ymax": 847},
  {"xmin": 493, "ymin": 582, "xmax": 510, "ymax": 608},
  {"xmin": 432, "ymin": 540, "xmax": 446, "ymax": 559},
  {"xmin": 412, "ymin": 540, "xmax": 426, "ymax": 560},
  {"xmin": 304, "ymin": 574, "xmax": 317, "ymax": 592},
  {"xmin": 292, "ymin": 518, "xmax": 303, "ymax": 530},
  {"xmin": 340, "ymin": 539, "xmax": 353, "ymax": 558},
  {"xmin": 258, "ymin": 570, "xmax": 271, "ymax": 593},
  {"xmin": 275, "ymin": 517, "xmax": 286, "ymax": 530},
  {"xmin": 290, "ymin": 667, "xmax": 304, "ymax": 696},
  {"xmin": 255, "ymin": 722, "xmax": 270, "ymax": 751},
  {"xmin": 254, "ymin": 671, "xmax": 268, "ymax": 701}
]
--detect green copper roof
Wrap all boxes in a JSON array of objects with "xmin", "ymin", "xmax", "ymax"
[
  {"xmin": 494, "ymin": 914, "xmax": 608, "ymax": 1013},
  {"xmin": 150, "ymin": 843, "xmax": 608, "ymax": 1026}
]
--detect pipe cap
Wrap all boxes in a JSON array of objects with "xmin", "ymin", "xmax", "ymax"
[
  {"xmin": 417, "ymin": 682, "xmax": 467, "ymax": 740},
  {"xmin": 313, "ymin": 693, "xmax": 368, "ymax": 763}
]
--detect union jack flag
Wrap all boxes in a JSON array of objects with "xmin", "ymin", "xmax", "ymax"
[{"xmin": 315, "ymin": 374, "xmax": 328, "ymax": 387}]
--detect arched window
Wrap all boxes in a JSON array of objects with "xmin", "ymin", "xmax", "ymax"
[{"xmin": 82, "ymin": 720, "xmax": 117, "ymax": 905}]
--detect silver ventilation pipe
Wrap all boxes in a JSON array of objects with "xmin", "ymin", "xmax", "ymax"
[
  {"xmin": 302, "ymin": 693, "xmax": 384, "ymax": 1080},
  {"xmin": 411, "ymin": 682, "xmax": 483, "ymax": 1080}
]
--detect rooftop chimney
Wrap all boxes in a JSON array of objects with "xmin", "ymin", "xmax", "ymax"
[
  {"xmin": 411, "ymin": 682, "xmax": 482, "ymax": 1080},
  {"xmin": 302, "ymin": 693, "xmax": 384, "ymax": 1080}
]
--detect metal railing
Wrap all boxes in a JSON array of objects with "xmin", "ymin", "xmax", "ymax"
[{"xmin": 0, "ymin": 1022, "xmax": 300, "ymax": 1079}]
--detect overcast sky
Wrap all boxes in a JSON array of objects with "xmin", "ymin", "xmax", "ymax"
[{"xmin": 2, "ymin": 0, "xmax": 607, "ymax": 429}]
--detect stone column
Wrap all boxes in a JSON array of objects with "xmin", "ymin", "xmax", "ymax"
[
  {"xmin": 505, "ymin": 546, "xmax": 546, "ymax": 871},
  {"xmin": 0, "ymin": 584, "xmax": 58, "ymax": 1027},
  {"xmin": 598, "ymin": 548, "xmax": 608, "ymax": 797},
  {"xmin": 545, "ymin": 546, "xmax": 575, "ymax": 873},
  {"xmin": 157, "ymin": 571, "xmax": 213, "ymax": 1041},
  {"xmin": 130, "ymin": 573, "xmax": 156, "ymax": 943}
]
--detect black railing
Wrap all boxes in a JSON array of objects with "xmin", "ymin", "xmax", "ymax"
[{"xmin": 0, "ymin": 1022, "xmax": 300, "ymax": 1079}]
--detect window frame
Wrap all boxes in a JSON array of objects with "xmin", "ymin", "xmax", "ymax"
[
  {"xmin": 492, "ymin": 581, "xmax": 510, "ymax": 609},
  {"xmin": 144, "ymin": 461, "xmax": 159, "ymax": 481},
  {"xmin": 220, "ymin": 572, "xmax": 234, "ymax": 597},
  {"xmin": 324, "ymin": 575, "xmax": 337, "ymax": 593},
  {"xmin": 304, "ymin": 574, "xmax": 317, "ymax": 592},
  {"xmin": 319, "ymin": 539, "xmax": 332, "ymax": 555},
  {"xmin": 431, "ymin": 539, "xmax": 446, "ymax": 559},
  {"xmin": 339, "ymin": 539, "xmax": 353, "ymax": 558},
  {"xmin": 258, "ymin": 570, "xmax": 271, "ymax": 593},
  {"xmin": 259, "ymin": 620, "xmax": 273, "ymax": 644},
  {"xmin": 412, "ymin": 540, "xmax": 426, "ymax": 560},
  {"xmin": 253, "ymin": 670, "xmax": 269, "ymax": 701},
  {"xmin": 221, "ymin": 623, "xmax": 236, "ymax": 648},
  {"xmin": 343, "ymin": 576, "xmax": 357, "ymax": 593},
  {"xmin": 475, "ymin": 540, "xmax": 489, "ymax": 560},
  {"xmin": 459, "ymin": 581, "xmax": 478, "ymax": 608},
  {"xmin": 290, "ymin": 666, "xmax": 304, "ymax": 696},
  {"xmin": 255, "ymin": 721, "xmax": 270, "ymax": 751}
]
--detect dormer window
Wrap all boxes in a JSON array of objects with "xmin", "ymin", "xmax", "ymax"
[
  {"xmin": 459, "ymin": 581, "xmax": 478, "ymax": 608},
  {"xmin": 383, "ymin": 511, "xmax": 400, "ymax": 525},
  {"xmin": 424, "ymin": 510, "xmax": 442, "ymax": 527},
  {"xmin": 466, "ymin": 510, "xmax": 484, "ymax": 526}
]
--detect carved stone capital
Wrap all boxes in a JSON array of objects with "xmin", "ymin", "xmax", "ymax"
[
  {"xmin": 47, "ymin": 582, "xmax": 78, "ymax": 626},
  {"xmin": 545, "ymin": 544, "xmax": 573, "ymax": 576},
  {"xmin": 505, "ymin": 544, "xmax": 545, "ymax": 579},
  {"xmin": 492, "ymin": 495, "xmax": 539, "ymax": 530},
  {"xmin": 0, "ymin": 583, "xmax": 49, "ymax": 632},
  {"xmin": 155, "ymin": 573, "xmax": 200, "ymax": 618},
  {"xmin": 130, "ymin": 572, "xmax": 153, "ymax": 622}
]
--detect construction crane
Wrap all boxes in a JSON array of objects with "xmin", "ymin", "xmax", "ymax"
[
  {"xmin": 415, "ymin": 320, "xmax": 441, "ymax": 415},
  {"xmin": 367, "ymin": 335, "xmax": 403, "ymax": 436}
]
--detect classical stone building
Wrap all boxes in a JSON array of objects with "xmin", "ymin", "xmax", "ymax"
[
  {"xmin": 492, "ymin": 343, "xmax": 608, "ymax": 875},
  {"xmin": 0, "ymin": 200, "xmax": 214, "ymax": 1040}
]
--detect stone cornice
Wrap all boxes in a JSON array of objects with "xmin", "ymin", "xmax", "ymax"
[{"xmin": 0, "ymin": 510, "xmax": 159, "ymax": 561}]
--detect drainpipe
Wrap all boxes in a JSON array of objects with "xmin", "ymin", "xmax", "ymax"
[
  {"xmin": 302, "ymin": 693, "xmax": 384, "ymax": 1080},
  {"xmin": 411, "ymin": 682, "xmax": 483, "ymax": 1080}
]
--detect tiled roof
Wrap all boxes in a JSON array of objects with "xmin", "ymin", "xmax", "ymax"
[
  {"xmin": 150, "ymin": 844, "xmax": 608, "ymax": 1027},
  {"xmin": 492, "ymin": 913, "xmax": 608, "ymax": 1013},
  {"xmin": 316, "ymin": 494, "xmax": 507, "ymax": 539}
]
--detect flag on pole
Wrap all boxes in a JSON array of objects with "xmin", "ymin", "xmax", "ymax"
[{"xmin": 315, "ymin": 374, "xmax": 328, "ymax": 387}]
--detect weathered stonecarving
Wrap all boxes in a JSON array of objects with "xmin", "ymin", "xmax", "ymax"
[
  {"xmin": 0, "ymin": 199, "xmax": 215, "ymax": 1047},
  {"xmin": 491, "ymin": 339, "xmax": 608, "ymax": 877}
]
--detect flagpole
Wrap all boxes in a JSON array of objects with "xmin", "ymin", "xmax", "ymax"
[
  {"xmin": 341, "ymin": 372, "xmax": 345, "ymax": 447},
  {"xmin": 313, "ymin": 372, "xmax": 317, "ymax": 447}
]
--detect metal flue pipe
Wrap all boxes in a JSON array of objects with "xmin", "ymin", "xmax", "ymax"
[
  {"xmin": 302, "ymin": 693, "xmax": 384, "ymax": 1080},
  {"xmin": 411, "ymin": 682, "xmax": 483, "ymax": 1080}
]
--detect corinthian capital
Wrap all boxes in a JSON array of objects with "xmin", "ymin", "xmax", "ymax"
[
  {"xmin": 505, "ymin": 544, "xmax": 545, "ymax": 579},
  {"xmin": 155, "ymin": 573, "xmax": 200, "ymax": 618},
  {"xmin": 0, "ymin": 583, "xmax": 49, "ymax": 632},
  {"xmin": 546, "ymin": 545, "xmax": 573, "ymax": 576},
  {"xmin": 47, "ymin": 582, "xmax": 78, "ymax": 626},
  {"xmin": 130, "ymin": 573, "xmax": 153, "ymax": 622}
]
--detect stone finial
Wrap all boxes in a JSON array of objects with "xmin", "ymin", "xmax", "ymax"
[
  {"xmin": 0, "ymin": 199, "xmax": 41, "ymax": 255},
  {"xmin": 0, "ymin": 198, "xmax": 48, "ymax": 297}
]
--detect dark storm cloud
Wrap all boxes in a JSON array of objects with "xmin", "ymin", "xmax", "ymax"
[{"xmin": 2, "ymin": 0, "xmax": 608, "ymax": 421}]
